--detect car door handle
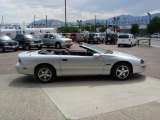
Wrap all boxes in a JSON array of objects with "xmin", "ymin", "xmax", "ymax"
[{"xmin": 62, "ymin": 59, "xmax": 68, "ymax": 61}]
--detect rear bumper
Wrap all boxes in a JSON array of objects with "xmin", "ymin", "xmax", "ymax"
[{"xmin": 15, "ymin": 63, "xmax": 34, "ymax": 75}]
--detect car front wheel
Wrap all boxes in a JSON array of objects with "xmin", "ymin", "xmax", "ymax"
[
  {"xmin": 35, "ymin": 65, "xmax": 56, "ymax": 83},
  {"xmin": 55, "ymin": 42, "xmax": 61, "ymax": 49},
  {"xmin": 112, "ymin": 63, "xmax": 132, "ymax": 80}
]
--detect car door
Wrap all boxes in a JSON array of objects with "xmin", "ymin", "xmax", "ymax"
[
  {"xmin": 60, "ymin": 54, "xmax": 104, "ymax": 76},
  {"xmin": 16, "ymin": 35, "xmax": 25, "ymax": 46},
  {"xmin": 48, "ymin": 34, "xmax": 56, "ymax": 46},
  {"xmin": 43, "ymin": 34, "xmax": 49, "ymax": 46}
]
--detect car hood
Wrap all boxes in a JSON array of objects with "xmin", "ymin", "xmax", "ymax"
[
  {"xmin": 2, "ymin": 40, "xmax": 18, "ymax": 43},
  {"xmin": 58, "ymin": 38, "xmax": 72, "ymax": 41},
  {"xmin": 112, "ymin": 51, "xmax": 140, "ymax": 60},
  {"xmin": 27, "ymin": 38, "xmax": 42, "ymax": 41}
]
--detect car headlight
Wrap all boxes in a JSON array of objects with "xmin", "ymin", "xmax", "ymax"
[{"xmin": 30, "ymin": 41, "xmax": 34, "ymax": 44}]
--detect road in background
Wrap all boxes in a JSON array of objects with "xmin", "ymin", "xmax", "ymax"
[{"xmin": 151, "ymin": 38, "xmax": 160, "ymax": 48}]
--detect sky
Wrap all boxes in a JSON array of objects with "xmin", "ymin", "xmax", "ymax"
[{"xmin": 0, "ymin": 0, "xmax": 160, "ymax": 24}]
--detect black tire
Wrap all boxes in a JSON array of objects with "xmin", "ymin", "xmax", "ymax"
[
  {"xmin": 38, "ymin": 46, "xmax": 42, "ymax": 50},
  {"xmin": 25, "ymin": 44, "xmax": 31, "ymax": 51},
  {"xmin": 118, "ymin": 44, "xmax": 121, "ymax": 47},
  {"xmin": 111, "ymin": 63, "xmax": 132, "ymax": 80},
  {"xmin": 55, "ymin": 42, "xmax": 61, "ymax": 49},
  {"xmin": 0, "ymin": 46, "xmax": 5, "ymax": 52},
  {"xmin": 35, "ymin": 65, "xmax": 56, "ymax": 83},
  {"xmin": 14, "ymin": 48, "xmax": 18, "ymax": 51}
]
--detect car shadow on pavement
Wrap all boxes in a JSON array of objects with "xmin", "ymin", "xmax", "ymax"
[
  {"xmin": 40, "ymin": 74, "xmax": 146, "ymax": 88},
  {"xmin": 9, "ymin": 74, "xmax": 146, "ymax": 88},
  {"xmin": 9, "ymin": 75, "xmax": 39, "ymax": 88}
]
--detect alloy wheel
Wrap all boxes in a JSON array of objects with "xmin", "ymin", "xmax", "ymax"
[
  {"xmin": 38, "ymin": 68, "xmax": 52, "ymax": 82},
  {"xmin": 116, "ymin": 65, "xmax": 129, "ymax": 79}
]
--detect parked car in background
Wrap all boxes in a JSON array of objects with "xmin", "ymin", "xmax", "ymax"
[
  {"xmin": 117, "ymin": 34, "xmax": 137, "ymax": 47},
  {"xmin": 70, "ymin": 33, "xmax": 85, "ymax": 42},
  {"xmin": 0, "ymin": 36, "xmax": 19, "ymax": 52},
  {"xmin": 40, "ymin": 33, "xmax": 73, "ymax": 49},
  {"xmin": 13, "ymin": 34, "xmax": 43, "ymax": 50},
  {"xmin": 62, "ymin": 33, "xmax": 71, "ymax": 38},
  {"xmin": 15, "ymin": 43, "xmax": 146, "ymax": 83},
  {"xmin": 151, "ymin": 33, "xmax": 160, "ymax": 38},
  {"xmin": 105, "ymin": 33, "xmax": 118, "ymax": 45},
  {"xmin": 87, "ymin": 33, "xmax": 105, "ymax": 44}
]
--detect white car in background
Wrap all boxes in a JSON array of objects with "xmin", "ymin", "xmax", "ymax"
[
  {"xmin": 117, "ymin": 34, "xmax": 137, "ymax": 47},
  {"xmin": 151, "ymin": 33, "xmax": 160, "ymax": 38}
]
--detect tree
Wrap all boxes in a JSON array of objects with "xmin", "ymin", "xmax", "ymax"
[
  {"xmin": 130, "ymin": 24, "xmax": 139, "ymax": 36},
  {"xmin": 57, "ymin": 27, "xmax": 79, "ymax": 33},
  {"xmin": 147, "ymin": 17, "xmax": 160, "ymax": 34}
]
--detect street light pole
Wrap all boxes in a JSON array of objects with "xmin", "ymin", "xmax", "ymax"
[
  {"xmin": 147, "ymin": 12, "xmax": 151, "ymax": 46},
  {"xmin": 65, "ymin": 0, "xmax": 67, "ymax": 27},
  {"xmin": 113, "ymin": 17, "xmax": 116, "ymax": 33},
  {"xmin": 95, "ymin": 15, "xmax": 97, "ymax": 32}
]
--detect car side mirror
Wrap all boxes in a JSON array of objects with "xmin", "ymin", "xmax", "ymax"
[{"xmin": 93, "ymin": 53, "xmax": 101, "ymax": 58}]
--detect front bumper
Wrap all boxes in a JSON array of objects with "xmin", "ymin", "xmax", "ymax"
[
  {"xmin": 4, "ymin": 45, "xmax": 19, "ymax": 50},
  {"xmin": 30, "ymin": 43, "xmax": 43, "ymax": 48},
  {"xmin": 61, "ymin": 42, "xmax": 73, "ymax": 48},
  {"xmin": 133, "ymin": 65, "xmax": 146, "ymax": 73}
]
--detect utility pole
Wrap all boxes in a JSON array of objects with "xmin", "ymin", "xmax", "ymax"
[
  {"xmin": 106, "ymin": 20, "xmax": 108, "ymax": 28},
  {"xmin": 34, "ymin": 15, "xmax": 35, "ymax": 27},
  {"xmin": 95, "ymin": 15, "xmax": 97, "ymax": 32},
  {"xmin": 113, "ymin": 17, "xmax": 116, "ymax": 33},
  {"xmin": 0, "ymin": 16, "xmax": 3, "ymax": 36},
  {"xmin": 147, "ymin": 12, "xmax": 151, "ymax": 46},
  {"xmin": 65, "ymin": 0, "xmax": 67, "ymax": 27},
  {"xmin": 46, "ymin": 15, "xmax": 48, "ymax": 27}
]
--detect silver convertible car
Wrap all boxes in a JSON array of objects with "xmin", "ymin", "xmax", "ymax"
[{"xmin": 15, "ymin": 43, "xmax": 146, "ymax": 83}]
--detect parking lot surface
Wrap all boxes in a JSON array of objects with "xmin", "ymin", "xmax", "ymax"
[{"xmin": 1, "ymin": 42, "xmax": 160, "ymax": 120}]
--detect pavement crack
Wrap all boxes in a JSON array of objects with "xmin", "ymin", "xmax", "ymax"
[{"xmin": 120, "ymin": 111, "xmax": 135, "ymax": 120}]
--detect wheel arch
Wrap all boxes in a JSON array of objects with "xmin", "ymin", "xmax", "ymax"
[
  {"xmin": 34, "ymin": 63, "xmax": 57, "ymax": 76},
  {"xmin": 111, "ymin": 61, "xmax": 133, "ymax": 74}
]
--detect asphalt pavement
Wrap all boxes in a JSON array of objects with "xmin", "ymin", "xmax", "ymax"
[{"xmin": 1, "ymin": 42, "xmax": 160, "ymax": 120}]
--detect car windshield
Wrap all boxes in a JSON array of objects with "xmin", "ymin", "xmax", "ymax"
[
  {"xmin": 81, "ymin": 43, "xmax": 113, "ymax": 54},
  {"xmin": 25, "ymin": 35, "xmax": 34, "ymax": 39},
  {"xmin": 0, "ymin": 36, "xmax": 12, "ymax": 41},
  {"xmin": 119, "ymin": 35, "xmax": 129, "ymax": 38},
  {"xmin": 55, "ymin": 34, "xmax": 64, "ymax": 38}
]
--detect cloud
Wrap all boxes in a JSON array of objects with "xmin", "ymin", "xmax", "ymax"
[{"xmin": 0, "ymin": 0, "xmax": 160, "ymax": 23}]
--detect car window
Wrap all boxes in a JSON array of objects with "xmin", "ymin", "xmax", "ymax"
[
  {"xmin": 118, "ymin": 35, "xmax": 129, "ymax": 38},
  {"xmin": 49, "ymin": 34, "xmax": 54, "ymax": 38},
  {"xmin": 44, "ymin": 34, "xmax": 48, "ymax": 38},
  {"xmin": 0, "ymin": 36, "xmax": 12, "ymax": 41}
]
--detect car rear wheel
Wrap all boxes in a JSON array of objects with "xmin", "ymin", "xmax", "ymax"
[
  {"xmin": 55, "ymin": 42, "xmax": 61, "ymax": 49},
  {"xmin": 25, "ymin": 44, "xmax": 31, "ymax": 51},
  {"xmin": 14, "ymin": 48, "xmax": 18, "ymax": 51},
  {"xmin": 38, "ymin": 46, "xmax": 42, "ymax": 50},
  {"xmin": 112, "ymin": 63, "xmax": 132, "ymax": 80},
  {"xmin": 118, "ymin": 44, "xmax": 121, "ymax": 47},
  {"xmin": 35, "ymin": 65, "xmax": 56, "ymax": 83}
]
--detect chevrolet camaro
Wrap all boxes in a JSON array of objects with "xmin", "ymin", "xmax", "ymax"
[{"xmin": 15, "ymin": 43, "xmax": 146, "ymax": 83}]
